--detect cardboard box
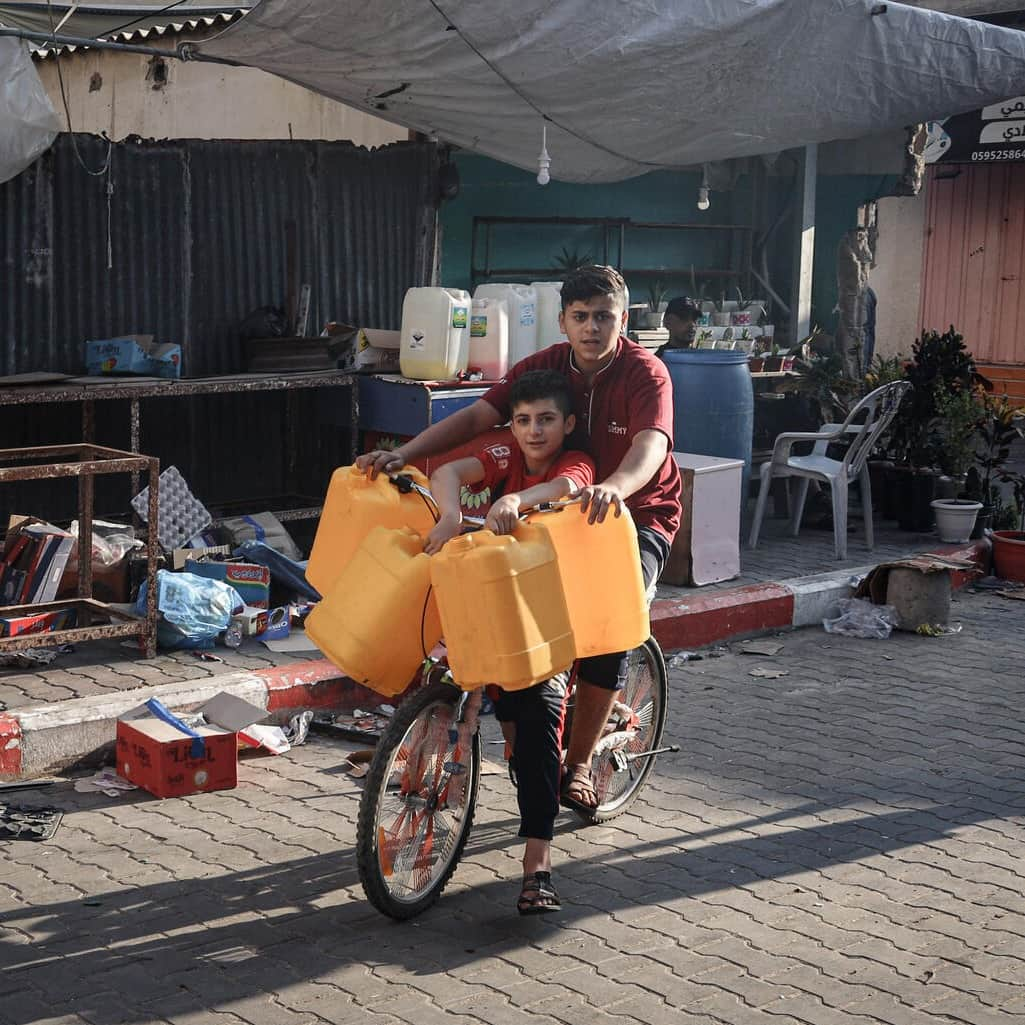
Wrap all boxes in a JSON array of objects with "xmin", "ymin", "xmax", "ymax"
[
  {"xmin": 231, "ymin": 604, "xmax": 268, "ymax": 637},
  {"xmin": 116, "ymin": 693, "xmax": 266, "ymax": 799},
  {"xmin": 0, "ymin": 607, "xmax": 77, "ymax": 637},
  {"xmin": 85, "ymin": 335, "xmax": 182, "ymax": 379},
  {"xmin": 184, "ymin": 559, "xmax": 271, "ymax": 608},
  {"xmin": 171, "ymin": 545, "xmax": 231, "ymax": 572}
]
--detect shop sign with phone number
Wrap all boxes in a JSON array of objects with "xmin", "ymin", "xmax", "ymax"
[{"xmin": 926, "ymin": 96, "xmax": 1025, "ymax": 164}]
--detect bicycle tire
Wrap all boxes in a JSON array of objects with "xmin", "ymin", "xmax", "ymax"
[
  {"xmin": 356, "ymin": 681, "xmax": 481, "ymax": 920},
  {"xmin": 578, "ymin": 636, "xmax": 669, "ymax": 824}
]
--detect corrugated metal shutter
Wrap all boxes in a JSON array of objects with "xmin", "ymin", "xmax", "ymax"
[
  {"xmin": 0, "ymin": 134, "xmax": 440, "ymax": 377},
  {"xmin": 920, "ymin": 162, "xmax": 1025, "ymax": 367}
]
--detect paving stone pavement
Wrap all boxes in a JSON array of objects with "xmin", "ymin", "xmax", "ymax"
[{"xmin": 2, "ymin": 589, "xmax": 1023, "ymax": 1025}]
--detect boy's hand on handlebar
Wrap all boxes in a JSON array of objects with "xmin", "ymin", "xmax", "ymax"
[
  {"xmin": 578, "ymin": 483, "xmax": 624, "ymax": 524},
  {"xmin": 424, "ymin": 514, "xmax": 462, "ymax": 555},
  {"xmin": 356, "ymin": 448, "xmax": 407, "ymax": 480},
  {"xmin": 484, "ymin": 494, "xmax": 522, "ymax": 535}
]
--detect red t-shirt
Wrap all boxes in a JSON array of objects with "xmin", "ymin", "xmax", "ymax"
[
  {"xmin": 476, "ymin": 441, "xmax": 595, "ymax": 498},
  {"xmin": 482, "ymin": 338, "xmax": 681, "ymax": 541}
]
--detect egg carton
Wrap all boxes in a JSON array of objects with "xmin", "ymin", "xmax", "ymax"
[{"xmin": 131, "ymin": 465, "xmax": 213, "ymax": 552}]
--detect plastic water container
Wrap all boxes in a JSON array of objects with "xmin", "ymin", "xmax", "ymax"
[
  {"xmin": 527, "ymin": 504, "xmax": 649, "ymax": 657},
  {"xmin": 473, "ymin": 283, "xmax": 539, "ymax": 367},
  {"xmin": 430, "ymin": 524, "xmax": 575, "ymax": 690},
  {"xmin": 306, "ymin": 465, "xmax": 436, "ymax": 596},
  {"xmin": 468, "ymin": 297, "xmax": 509, "ymax": 381},
  {"xmin": 399, "ymin": 287, "xmax": 472, "ymax": 380},
  {"xmin": 305, "ymin": 526, "xmax": 441, "ymax": 697},
  {"xmin": 662, "ymin": 348, "xmax": 754, "ymax": 496},
  {"xmin": 531, "ymin": 281, "xmax": 568, "ymax": 350}
]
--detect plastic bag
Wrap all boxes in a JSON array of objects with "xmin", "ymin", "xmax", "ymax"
[
  {"xmin": 0, "ymin": 39, "xmax": 60, "ymax": 185},
  {"xmin": 135, "ymin": 570, "xmax": 243, "ymax": 650},
  {"xmin": 822, "ymin": 598, "xmax": 898, "ymax": 640}
]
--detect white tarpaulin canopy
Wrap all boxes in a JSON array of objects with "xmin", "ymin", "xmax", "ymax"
[
  {"xmin": 0, "ymin": 38, "xmax": 59, "ymax": 184},
  {"xmin": 201, "ymin": 0, "xmax": 1025, "ymax": 183}
]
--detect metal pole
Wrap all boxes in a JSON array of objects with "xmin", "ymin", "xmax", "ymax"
[{"xmin": 789, "ymin": 144, "xmax": 817, "ymax": 345}]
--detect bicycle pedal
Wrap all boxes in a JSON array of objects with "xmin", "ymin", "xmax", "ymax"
[{"xmin": 610, "ymin": 750, "xmax": 629, "ymax": 773}]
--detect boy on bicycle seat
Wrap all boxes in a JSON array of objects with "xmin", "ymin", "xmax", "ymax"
[{"xmin": 424, "ymin": 369, "xmax": 595, "ymax": 915}]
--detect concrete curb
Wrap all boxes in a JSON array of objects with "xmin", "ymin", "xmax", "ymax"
[{"xmin": 0, "ymin": 540, "xmax": 988, "ymax": 779}]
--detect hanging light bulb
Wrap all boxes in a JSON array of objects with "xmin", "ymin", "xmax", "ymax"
[
  {"xmin": 537, "ymin": 122, "xmax": 551, "ymax": 186},
  {"xmin": 697, "ymin": 164, "xmax": 711, "ymax": 210}
]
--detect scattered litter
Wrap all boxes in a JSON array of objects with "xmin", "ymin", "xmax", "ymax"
[
  {"xmin": 131, "ymin": 465, "xmax": 213, "ymax": 551},
  {"xmin": 74, "ymin": 768, "xmax": 138, "ymax": 797},
  {"xmin": 997, "ymin": 589, "xmax": 1025, "ymax": 601},
  {"xmin": 239, "ymin": 723, "xmax": 291, "ymax": 755},
  {"xmin": 0, "ymin": 645, "xmax": 73, "ymax": 669},
  {"xmin": 668, "ymin": 651, "xmax": 703, "ymax": 667},
  {"xmin": 739, "ymin": 640, "xmax": 784, "ymax": 657},
  {"xmin": 915, "ymin": 622, "xmax": 963, "ymax": 637},
  {"xmin": 191, "ymin": 651, "xmax": 224, "ymax": 663},
  {"xmin": 707, "ymin": 646, "xmax": 729, "ymax": 659},
  {"xmin": 375, "ymin": 704, "xmax": 395, "ymax": 717},
  {"xmin": 345, "ymin": 749, "xmax": 374, "ymax": 778},
  {"xmin": 312, "ymin": 709, "xmax": 391, "ymax": 742},
  {"xmin": 972, "ymin": 575, "xmax": 1022, "ymax": 591},
  {"xmin": 284, "ymin": 710, "xmax": 314, "ymax": 747},
  {"xmin": 260, "ymin": 629, "xmax": 320, "ymax": 654},
  {"xmin": 882, "ymin": 654, "xmax": 895, "ymax": 661},
  {"xmin": 0, "ymin": 803, "xmax": 63, "ymax": 841},
  {"xmin": 823, "ymin": 598, "xmax": 898, "ymax": 639},
  {"xmin": 748, "ymin": 667, "xmax": 789, "ymax": 679}
]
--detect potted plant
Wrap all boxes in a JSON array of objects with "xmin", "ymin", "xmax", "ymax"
[
  {"xmin": 929, "ymin": 385, "xmax": 985, "ymax": 542},
  {"xmin": 640, "ymin": 281, "xmax": 667, "ymax": 329},
  {"xmin": 730, "ymin": 287, "xmax": 765, "ymax": 329},
  {"xmin": 710, "ymin": 292, "xmax": 734, "ymax": 327},
  {"xmin": 888, "ymin": 327, "xmax": 977, "ymax": 533},
  {"xmin": 963, "ymin": 391, "xmax": 1025, "ymax": 540},
  {"xmin": 552, "ymin": 246, "xmax": 593, "ymax": 278}
]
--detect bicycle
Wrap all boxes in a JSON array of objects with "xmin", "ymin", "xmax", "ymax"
[{"xmin": 354, "ymin": 475, "xmax": 674, "ymax": 920}]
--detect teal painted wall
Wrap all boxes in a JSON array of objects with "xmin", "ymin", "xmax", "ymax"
[
  {"xmin": 439, "ymin": 155, "xmax": 756, "ymax": 306},
  {"xmin": 439, "ymin": 153, "xmax": 898, "ymax": 346}
]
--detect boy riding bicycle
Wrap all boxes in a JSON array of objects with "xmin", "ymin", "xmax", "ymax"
[
  {"xmin": 425, "ymin": 369, "xmax": 594, "ymax": 915},
  {"xmin": 360, "ymin": 265, "xmax": 681, "ymax": 818}
]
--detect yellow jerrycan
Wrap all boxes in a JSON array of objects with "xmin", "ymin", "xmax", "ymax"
[
  {"xmin": 526, "ymin": 504, "xmax": 649, "ymax": 658},
  {"xmin": 305, "ymin": 526, "xmax": 441, "ymax": 697},
  {"xmin": 429, "ymin": 523, "xmax": 575, "ymax": 690},
  {"xmin": 306, "ymin": 464, "xmax": 435, "ymax": 596}
]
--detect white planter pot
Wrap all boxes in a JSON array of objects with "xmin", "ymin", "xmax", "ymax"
[
  {"xmin": 931, "ymin": 499, "xmax": 983, "ymax": 543},
  {"xmin": 711, "ymin": 312, "xmax": 732, "ymax": 327}
]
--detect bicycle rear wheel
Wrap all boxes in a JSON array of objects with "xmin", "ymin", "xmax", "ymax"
[
  {"xmin": 356, "ymin": 681, "xmax": 481, "ymax": 919},
  {"xmin": 581, "ymin": 636, "xmax": 668, "ymax": 824}
]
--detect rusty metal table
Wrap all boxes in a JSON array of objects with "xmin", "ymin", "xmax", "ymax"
[
  {"xmin": 0, "ymin": 444, "xmax": 160, "ymax": 658},
  {"xmin": 0, "ymin": 370, "xmax": 357, "ymax": 521}
]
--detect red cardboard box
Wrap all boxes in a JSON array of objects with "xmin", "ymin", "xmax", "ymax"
[
  {"xmin": 183, "ymin": 559, "xmax": 271, "ymax": 608},
  {"xmin": 116, "ymin": 718, "xmax": 237, "ymax": 798},
  {"xmin": 0, "ymin": 607, "xmax": 77, "ymax": 638}
]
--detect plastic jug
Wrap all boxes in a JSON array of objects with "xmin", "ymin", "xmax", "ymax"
[
  {"xmin": 429, "ymin": 524, "xmax": 575, "ymax": 690},
  {"xmin": 530, "ymin": 281, "xmax": 567, "ymax": 350},
  {"xmin": 526, "ymin": 504, "xmax": 649, "ymax": 657},
  {"xmin": 473, "ymin": 283, "xmax": 539, "ymax": 367},
  {"xmin": 468, "ymin": 297, "xmax": 509, "ymax": 381},
  {"xmin": 305, "ymin": 526, "xmax": 442, "ymax": 697},
  {"xmin": 306, "ymin": 464, "xmax": 436, "ymax": 596},
  {"xmin": 399, "ymin": 286, "xmax": 471, "ymax": 380}
]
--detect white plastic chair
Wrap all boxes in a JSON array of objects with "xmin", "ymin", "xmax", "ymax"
[{"xmin": 748, "ymin": 381, "xmax": 912, "ymax": 559}]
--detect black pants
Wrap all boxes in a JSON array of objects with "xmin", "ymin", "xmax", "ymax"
[{"xmin": 493, "ymin": 672, "xmax": 569, "ymax": 841}]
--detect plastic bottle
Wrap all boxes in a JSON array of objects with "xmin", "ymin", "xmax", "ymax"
[
  {"xmin": 305, "ymin": 526, "xmax": 442, "ymax": 697},
  {"xmin": 399, "ymin": 287, "xmax": 472, "ymax": 380},
  {"xmin": 526, "ymin": 503, "xmax": 649, "ymax": 657},
  {"xmin": 473, "ymin": 283, "xmax": 539, "ymax": 367},
  {"xmin": 530, "ymin": 281, "xmax": 568, "ymax": 350},
  {"xmin": 306, "ymin": 464, "xmax": 436, "ymax": 597},
  {"xmin": 468, "ymin": 297, "xmax": 509, "ymax": 381},
  {"xmin": 429, "ymin": 523, "xmax": 575, "ymax": 689}
]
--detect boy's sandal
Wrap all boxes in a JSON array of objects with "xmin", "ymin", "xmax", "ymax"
[
  {"xmin": 560, "ymin": 764, "xmax": 598, "ymax": 813},
  {"xmin": 517, "ymin": 871, "xmax": 561, "ymax": 916}
]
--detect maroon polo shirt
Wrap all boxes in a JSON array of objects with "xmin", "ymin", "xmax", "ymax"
[{"xmin": 482, "ymin": 337, "xmax": 681, "ymax": 542}]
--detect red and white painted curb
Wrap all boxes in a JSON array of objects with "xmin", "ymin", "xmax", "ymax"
[{"xmin": 0, "ymin": 540, "xmax": 988, "ymax": 780}]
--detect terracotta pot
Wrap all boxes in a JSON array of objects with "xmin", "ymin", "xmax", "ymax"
[{"xmin": 992, "ymin": 530, "xmax": 1025, "ymax": 582}]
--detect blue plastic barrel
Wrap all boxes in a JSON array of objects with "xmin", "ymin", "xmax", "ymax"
[{"xmin": 662, "ymin": 349, "xmax": 754, "ymax": 493}]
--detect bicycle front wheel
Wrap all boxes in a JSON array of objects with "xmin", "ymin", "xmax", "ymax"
[
  {"xmin": 584, "ymin": 636, "xmax": 669, "ymax": 824},
  {"xmin": 356, "ymin": 681, "xmax": 481, "ymax": 919}
]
